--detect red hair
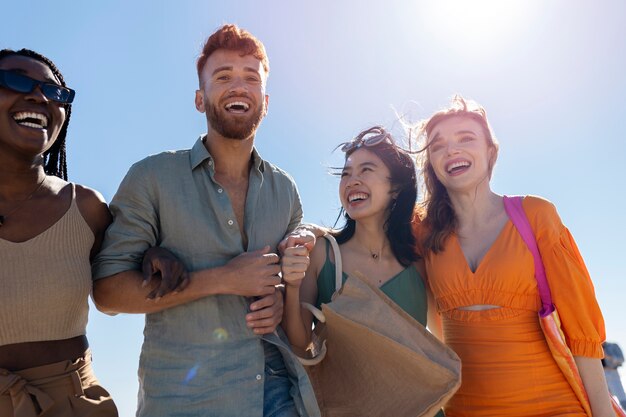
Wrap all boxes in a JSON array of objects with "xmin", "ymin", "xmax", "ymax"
[
  {"xmin": 196, "ymin": 24, "xmax": 269, "ymax": 80},
  {"xmin": 415, "ymin": 95, "xmax": 499, "ymax": 253}
]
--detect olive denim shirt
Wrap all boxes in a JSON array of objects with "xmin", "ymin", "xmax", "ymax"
[{"xmin": 93, "ymin": 137, "xmax": 320, "ymax": 417}]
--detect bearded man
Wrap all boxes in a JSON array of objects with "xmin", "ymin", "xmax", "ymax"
[{"xmin": 93, "ymin": 24, "xmax": 320, "ymax": 417}]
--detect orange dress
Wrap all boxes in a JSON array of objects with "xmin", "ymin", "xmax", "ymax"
[{"xmin": 420, "ymin": 196, "xmax": 605, "ymax": 417}]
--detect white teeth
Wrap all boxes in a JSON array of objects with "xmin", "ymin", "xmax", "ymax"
[
  {"xmin": 13, "ymin": 112, "xmax": 48, "ymax": 128},
  {"xmin": 348, "ymin": 192, "xmax": 369, "ymax": 202},
  {"xmin": 19, "ymin": 122, "xmax": 44, "ymax": 129},
  {"xmin": 447, "ymin": 161, "xmax": 470, "ymax": 173},
  {"xmin": 225, "ymin": 101, "xmax": 250, "ymax": 111}
]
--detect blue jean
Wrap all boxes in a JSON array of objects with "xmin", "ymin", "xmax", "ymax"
[{"xmin": 264, "ymin": 342, "xmax": 299, "ymax": 417}]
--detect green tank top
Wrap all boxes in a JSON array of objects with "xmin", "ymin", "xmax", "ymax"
[{"xmin": 315, "ymin": 239, "xmax": 428, "ymax": 326}]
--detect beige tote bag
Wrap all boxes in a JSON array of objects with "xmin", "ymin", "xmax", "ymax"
[{"xmin": 298, "ymin": 235, "xmax": 461, "ymax": 417}]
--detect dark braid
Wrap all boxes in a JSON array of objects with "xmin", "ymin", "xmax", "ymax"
[{"xmin": 0, "ymin": 48, "xmax": 71, "ymax": 180}]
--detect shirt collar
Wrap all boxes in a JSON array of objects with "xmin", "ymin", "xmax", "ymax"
[
  {"xmin": 190, "ymin": 135, "xmax": 211, "ymax": 169},
  {"xmin": 190, "ymin": 134, "xmax": 265, "ymax": 173}
]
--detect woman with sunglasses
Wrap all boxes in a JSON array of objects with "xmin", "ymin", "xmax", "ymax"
[
  {"xmin": 0, "ymin": 49, "xmax": 117, "ymax": 416},
  {"xmin": 281, "ymin": 127, "xmax": 446, "ymax": 416},
  {"xmin": 414, "ymin": 96, "xmax": 613, "ymax": 416}
]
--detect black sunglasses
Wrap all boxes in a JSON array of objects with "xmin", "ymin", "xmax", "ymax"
[
  {"xmin": 339, "ymin": 126, "xmax": 394, "ymax": 153},
  {"xmin": 0, "ymin": 69, "xmax": 75, "ymax": 104}
]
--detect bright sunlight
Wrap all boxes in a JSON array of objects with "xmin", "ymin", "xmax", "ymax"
[{"xmin": 419, "ymin": 0, "xmax": 535, "ymax": 57}]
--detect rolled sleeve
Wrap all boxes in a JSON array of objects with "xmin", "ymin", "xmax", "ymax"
[{"xmin": 92, "ymin": 161, "xmax": 159, "ymax": 280}]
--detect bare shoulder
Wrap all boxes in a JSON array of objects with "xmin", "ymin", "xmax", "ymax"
[
  {"xmin": 310, "ymin": 236, "xmax": 330, "ymax": 268},
  {"xmin": 75, "ymin": 184, "xmax": 111, "ymax": 235}
]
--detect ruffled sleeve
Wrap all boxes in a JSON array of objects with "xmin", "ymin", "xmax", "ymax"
[{"xmin": 524, "ymin": 196, "xmax": 605, "ymax": 358}]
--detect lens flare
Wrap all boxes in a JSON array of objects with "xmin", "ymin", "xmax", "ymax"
[
  {"xmin": 418, "ymin": 0, "xmax": 533, "ymax": 58},
  {"xmin": 183, "ymin": 364, "xmax": 200, "ymax": 384},
  {"xmin": 212, "ymin": 327, "xmax": 229, "ymax": 342}
]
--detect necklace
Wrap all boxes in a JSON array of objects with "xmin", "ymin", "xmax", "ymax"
[
  {"xmin": 368, "ymin": 244, "xmax": 385, "ymax": 262},
  {"xmin": 0, "ymin": 175, "xmax": 47, "ymax": 227}
]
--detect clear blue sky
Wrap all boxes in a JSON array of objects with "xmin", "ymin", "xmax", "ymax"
[{"xmin": 3, "ymin": 1, "xmax": 626, "ymax": 415}]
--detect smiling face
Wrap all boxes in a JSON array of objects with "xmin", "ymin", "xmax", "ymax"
[
  {"xmin": 0, "ymin": 55, "xmax": 67, "ymax": 156},
  {"xmin": 426, "ymin": 115, "xmax": 497, "ymax": 193},
  {"xmin": 195, "ymin": 49, "xmax": 268, "ymax": 141},
  {"xmin": 339, "ymin": 148, "xmax": 394, "ymax": 222}
]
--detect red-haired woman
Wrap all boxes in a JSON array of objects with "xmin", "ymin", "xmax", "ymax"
[{"xmin": 414, "ymin": 95, "xmax": 613, "ymax": 416}]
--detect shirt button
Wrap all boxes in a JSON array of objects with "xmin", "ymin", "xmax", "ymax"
[
  {"xmin": 218, "ymin": 188, "xmax": 223, "ymax": 193},
  {"xmin": 208, "ymin": 160, "xmax": 213, "ymax": 166},
  {"xmin": 227, "ymin": 219, "xmax": 234, "ymax": 226},
  {"xmin": 256, "ymin": 374, "xmax": 262, "ymax": 381}
]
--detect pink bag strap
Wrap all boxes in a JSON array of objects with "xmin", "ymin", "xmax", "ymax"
[{"xmin": 502, "ymin": 196, "xmax": 555, "ymax": 317}]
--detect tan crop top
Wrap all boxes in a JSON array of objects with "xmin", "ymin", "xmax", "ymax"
[{"xmin": 0, "ymin": 184, "xmax": 93, "ymax": 346}]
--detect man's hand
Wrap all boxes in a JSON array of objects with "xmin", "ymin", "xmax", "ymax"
[
  {"xmin": 142, "ymin": 247, "xmax": 190, "ymax": 300},
  {"xmin": 246, "ymin": 290, "xmax": 284, "ymax": 334},
  {"xmin": 222, "ymin": 246, "xmax": 281, "ymax": 297}
]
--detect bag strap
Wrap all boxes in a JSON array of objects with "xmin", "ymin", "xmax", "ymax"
[
  {"xmin": 299, "ymin": 233, "xmax": 343, "ymax": 324},
  {"xmin": 294, "ymin": 234, "xmax": 342, "ymax": 365},
  {"xmin": 504, "ymin": 196, "xmax": 626, "ymax": 417},
  {"xmin": 324, "ymin": 233, "xmax": 344, "ymax": 296},
  {"xmin": 502, "ymin": 196, "xmax": 554, "ymax": 317}
]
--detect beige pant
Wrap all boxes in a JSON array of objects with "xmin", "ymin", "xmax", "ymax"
[{"xmin": 0, "ymin": 350, "xmax": 117, "ymax": 417}]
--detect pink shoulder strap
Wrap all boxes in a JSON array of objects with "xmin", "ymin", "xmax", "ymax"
[{"xmin": 502, "ymin": 196, "xmax": 554, "ymax": 317}]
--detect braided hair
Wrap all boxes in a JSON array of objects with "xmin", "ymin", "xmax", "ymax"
[{"xmin": 0, "ymin": 48, "xmax": 71, "ymax": 180}]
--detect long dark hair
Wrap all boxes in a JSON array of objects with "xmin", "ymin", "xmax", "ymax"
[
  {"xmin": 0, "ymin": 48, "xmax": 71, "ymax": 180},
  {"xmin": 415, "ymin": 95, "xmax": 499, "ymax": 253},
  {"xmin": 333, "ymin": 126, "xmax": 419, "ymax": 266}
]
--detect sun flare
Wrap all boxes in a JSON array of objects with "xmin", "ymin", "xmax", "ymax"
[{"xmin": 419, "ymin": 0, "xmax": 533, "ymax": 56}]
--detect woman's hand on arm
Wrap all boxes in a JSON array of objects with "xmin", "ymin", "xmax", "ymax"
[
  {"xmin": 92, "ymin": 265, "xmax": 225, "ymax": 314},
  {"xmin": 282, "ymin": 246, "xmax": 310, "ymax": 287},
  {"xmin": 282, "ymin": 241, "xmax": 321, "ymax": 351},
  {"xmin": 94, "ymin": 246, "xmax": 285, "ymax": 314},
  {"xmin": 142, "ymin": 246, "xmax": 190, "ymax": 299}
]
